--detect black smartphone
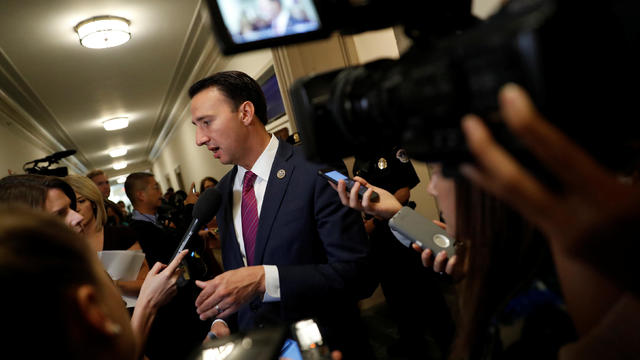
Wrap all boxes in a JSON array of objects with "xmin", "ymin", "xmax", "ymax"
[{"xmin": 318, "ymin": 168, "xmax": 379, "ymax": 202}]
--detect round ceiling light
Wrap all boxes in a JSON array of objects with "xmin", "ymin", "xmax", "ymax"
[
  {"xmin": 113, "ymin": 161, "xmax": 128, "ymax": 170},
  {"xmin": 102, "ymin": 116, "xmax": 129, "ymax": 131},
  {"xmin": 108, "ymin": 146, "xmax": 128, "ymax": 158},
  {"xmin": 75, "ymin": 15, "xmax": 131, "ymax": 49}
]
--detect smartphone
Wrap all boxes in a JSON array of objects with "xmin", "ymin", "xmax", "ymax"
[
  {"xmin": 388, "ymin": 207, "xmax": 456, "ymax": 257},
  {"xmin": 291, "ymin": 319, "xmax": 331, "ymax": 360},
  {"xmin": 318, "ymin": 168, "xmax": 379, "ymax": 202}
]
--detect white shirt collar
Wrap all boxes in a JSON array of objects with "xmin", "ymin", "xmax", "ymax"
[{"xmin": 237, "ymin": 134, "xmax": 279, "ymax": 183}]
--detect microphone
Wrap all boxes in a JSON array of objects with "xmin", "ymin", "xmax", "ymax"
[
  {"xmin": 46, "ymin": 149, "xmax": 76, "ymax": 162},
  {"xmin": 170, "ymin": 187, "xmax": 222, "ymax": 262},
  {"xmin": 30, "ymin": 149, "xmax": 77, "ymax": 164}
]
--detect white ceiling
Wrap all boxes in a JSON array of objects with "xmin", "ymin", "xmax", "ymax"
[{"xmin": 0, "ymin": 0, "xmax": 214, "ymax": 181}]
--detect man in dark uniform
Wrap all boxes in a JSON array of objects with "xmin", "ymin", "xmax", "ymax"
[{"xmin": 353, "ymin": 146, "xmax": 454, "ymax": 359}]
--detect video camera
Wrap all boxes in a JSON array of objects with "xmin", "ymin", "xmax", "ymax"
[
  {"xmin": 206, "ymin": 0, "xmax": 639, "ymax": 172},
  {"xmin": 22, "ymin": 150, "xmax": 76, "ymax": 177}
]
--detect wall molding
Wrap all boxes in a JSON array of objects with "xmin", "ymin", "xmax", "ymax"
[
  {"xmin": 0, "ymin": 47, "xmax": 88, "ymax": 174},
  {"xmin": 147, "ymin": 0, "xmax": 227, "ymax": 162}
]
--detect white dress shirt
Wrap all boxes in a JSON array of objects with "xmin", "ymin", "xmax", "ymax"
[{"xmin": 232, "ymin": 134, "xmax": 280, "ymax": 302}]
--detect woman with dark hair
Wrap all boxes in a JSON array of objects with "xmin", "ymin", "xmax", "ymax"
[
  {"xmin": 0, "ymin": 207, "xmax": 188, "ymax": 359},
  {"xmin": 199, "ymin": 176, "xmax": 218, "ymax": 193},
  {"xmin": 447, "ymin": 177, "xmax": 575, "ymax": 359},
  {"xmin": 333, "ymin": 165, "xmax": 577, "ymax": 359}
]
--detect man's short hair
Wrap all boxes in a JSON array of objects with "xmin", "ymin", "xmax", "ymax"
[
  {"xmin": 0, "ymin": 174, "xmax": 76, "ymax": 210},
  {"xmin": 0, "ymin": 175, "xmax": 48, "ymax": 209},
  {"xmin": 86, "ymin": 169, "xmax": 105, "ymax": 180},
  {"xmin": 124, "ymin": 172, "xmax": 154, "ymax": 206},
  {"xmin": 188, "ymin": 71, "xmax": 268, "ymax": 125}
]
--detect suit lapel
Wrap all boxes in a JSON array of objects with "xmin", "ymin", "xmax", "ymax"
[{"xmin": 253, "ymin": 141, "xmax": 294, "ymax": 265}]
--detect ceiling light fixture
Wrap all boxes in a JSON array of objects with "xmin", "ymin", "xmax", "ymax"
[
  {"xmin": 102, "ymin": 117, "xmax": 129, "ymax": 131},
  {"xmin": 113, "ymin": 161, "xmax": 128, "ymax": 170},
  {"xmin": 75, "ymin": 15, "xmax": 131, "ymax": 49},
  {"xmin": 117, "ymin": 176, "xmax": 127, "ymax": 184},
  {"xmin": 108, "ymin": 147, "xmax": 128, "ymax": 158}
]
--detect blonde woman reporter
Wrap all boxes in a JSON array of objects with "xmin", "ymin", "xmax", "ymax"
[{"xmin": 65, "ymin": 174, "xmax": 149, "ymax": 299}]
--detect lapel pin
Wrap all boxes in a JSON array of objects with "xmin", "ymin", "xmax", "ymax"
[{"xmin": 277, "ymin": 169, "xmax": 286, "ymax": 179}]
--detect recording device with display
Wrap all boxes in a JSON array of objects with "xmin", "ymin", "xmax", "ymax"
[
  {"xmin": 187, "ymin": 320, "xmax": 329, "ymax": 360},
  {"xmin": 189, "ymin": 325, "xmax": 288, "ymax": 360},
  {"xmin": 317, "ymin": 168, "xmax": 379, "ymax": 202},
  {"xmin": 205, "ymin": 0, "xmax": 639, "ymax": 176}
]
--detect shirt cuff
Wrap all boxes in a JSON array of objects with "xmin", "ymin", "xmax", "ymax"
[{"xmin": 262, "ymin": 265, "xmax": 280, "ymax": 302}]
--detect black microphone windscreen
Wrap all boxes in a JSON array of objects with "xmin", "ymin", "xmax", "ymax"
[
  {"xmin": 48, "ymin": 149, "xmax": 76, "ymax": 160},
  {"xmin": 192, "ymin": 187, "xmax": 222, "ymax": 222}
]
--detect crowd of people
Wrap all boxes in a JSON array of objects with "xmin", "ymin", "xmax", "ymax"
[{"xmin": 2, "ymin": 0, "xmax": 639, "ymax": 358}]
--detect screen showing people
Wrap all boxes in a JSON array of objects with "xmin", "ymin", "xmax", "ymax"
[{"xmin": 216, "ymin": 0, "xmax": 321, "ymax": 44}]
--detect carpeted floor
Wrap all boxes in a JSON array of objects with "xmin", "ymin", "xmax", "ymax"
[{"xmin": 358, "ymin": 286, "xmax": 450, "ymax": 360}]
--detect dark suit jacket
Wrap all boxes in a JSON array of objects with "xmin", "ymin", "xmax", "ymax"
[{"xmin": 216, "ymin": 140, "xmax": 377, "ymax": 355}]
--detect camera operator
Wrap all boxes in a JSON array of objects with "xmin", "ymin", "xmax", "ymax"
[{"xmin": 333, "ymin": 82, "xmax": 640, "ymax": 359}]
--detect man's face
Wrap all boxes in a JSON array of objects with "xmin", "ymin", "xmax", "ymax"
[
  {"xmin": 191, "ymin": 87, "xmax": 247, "ymax": 166},
  {"xmin": 143, "ymin": 177, "xmax": 163, "ymax": 210},
  {"xmin": 91, "ymin": 174, "xmax": 111, "ymax": 199},
  {"xmin": 45, "ymin": 188, "xmax": 85, "ymax": 234}
]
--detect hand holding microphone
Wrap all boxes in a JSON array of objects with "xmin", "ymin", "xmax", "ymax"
[{"xmin": 170, "ymin": 187, "xmax": 222, "ymax": 286}]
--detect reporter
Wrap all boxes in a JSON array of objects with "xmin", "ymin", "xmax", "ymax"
[
  {"xmin": 0, "ymin": 207, "xmax": 188, "ymax": 360},
  {"xmin": 0, "ymin": 175, "xmax": 187, "ymax": 358},
  {"xmin": 65, "ymin": 174, "xmax": 150, "ymax": 300}
]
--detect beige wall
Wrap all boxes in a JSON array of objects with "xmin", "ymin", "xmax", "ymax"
[{"xmin": 0, "ymin": 120, "xmax": 51, "ymax": 176}]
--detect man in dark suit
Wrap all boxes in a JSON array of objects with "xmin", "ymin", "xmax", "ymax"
[{"xmin": 189, "ymin": 71, "xmax": 376, "ymax": 357}]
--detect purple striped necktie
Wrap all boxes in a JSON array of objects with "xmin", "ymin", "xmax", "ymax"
[{"xmin": 241, "ymin": 171, "xmax": 259, "ymax": 266}]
